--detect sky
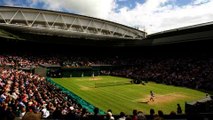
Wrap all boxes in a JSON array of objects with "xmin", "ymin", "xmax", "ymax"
[{"xmin": 0, "ymin": 0, "xmax": 213, "ymax": 34}]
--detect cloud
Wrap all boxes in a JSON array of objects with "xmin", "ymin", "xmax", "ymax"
[
  {"xmin": 117, "ymin": 0, "xmax": 128, "ymax": 1},
  {"xmin": 193, "ymin": 0, "xmax": 210, "ymax": 5},
  {"xmin": 107, "ymin": 0, "xmax": 213, "ymax": 34},
  {"xmin": 30, "ymin": 0, "xmax": 115, "ymax": 19}
]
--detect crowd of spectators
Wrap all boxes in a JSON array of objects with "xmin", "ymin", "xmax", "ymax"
[
  {"xmin": 1, "ymin": 54, "xmax": 213, "ymax": 119},
  {"xmin": 1, "ymin": 54, "xmax": 213, "ymax": 91},
  {"xmin": 102, "ymin": 57, "xmax": 213, "ymax": 91},
  {"xmin": 0, "ymin": 55, "xmax": 114, "ymax": 68},
  {"xmin": 0, "ymin": 55, "xmax": 148, "ymax": 68},
  {"xmin": 0, "ymin": 55, "xmax": 60, "ymax": 68},
  {"xmin": 0, "ymin": 68, "xmax": 92, "ymax": 120},
  {"xmin": 0, "ymin": 68, "xmax": 184, "ymax": 120}
]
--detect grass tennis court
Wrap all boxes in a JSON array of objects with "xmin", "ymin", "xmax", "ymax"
[{"xmin": 52, "ymin": 76, "xmax": 205, "ymax": 114}]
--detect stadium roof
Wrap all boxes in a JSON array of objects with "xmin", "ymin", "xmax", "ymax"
[
  {"xmin": 149, "ymin": 21, "xmax": 213, "ymax": 36},
  {"xmin": 0, "ymin": 6, "xmax": 213, "ymax": 47},
  {"xmin": 0, "ymin": 6, "xmax": 146, "ymax": 41},
  {"xmin": 147, "ymin": 21, "xmax": 213, "ymax": 46}
]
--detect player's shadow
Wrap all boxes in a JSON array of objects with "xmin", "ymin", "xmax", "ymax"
[{"xmin": 138, "ymin": 101, "xmax": 149, "ymax": 104}]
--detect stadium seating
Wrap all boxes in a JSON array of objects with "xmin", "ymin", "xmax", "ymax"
[{"xmin": 1, "ymin": 54, "xmax": 213, "ymax": 120}]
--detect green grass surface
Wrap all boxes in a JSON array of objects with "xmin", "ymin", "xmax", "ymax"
[{"xmin": 52, "ymin": 76, "xmax": 205, "ymax": 114}]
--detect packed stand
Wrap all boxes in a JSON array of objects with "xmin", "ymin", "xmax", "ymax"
[
  {"xmin": 102, "ymin": 57, "xmax": 213, "ymax": 91},
  {"xmin": 0, "ymin": 54, "xmax": 213, "ymax": 119},
  {"xmin": 0, "ymin": 69, "xmax": 92, "ymax": 120},
  {"xmin": 0, "ymin": 55, "xmax": 60, "ymax": 68},
  {"xmin": 1, "ymin": 54, "xmax": 213, "ymax": 91}
]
